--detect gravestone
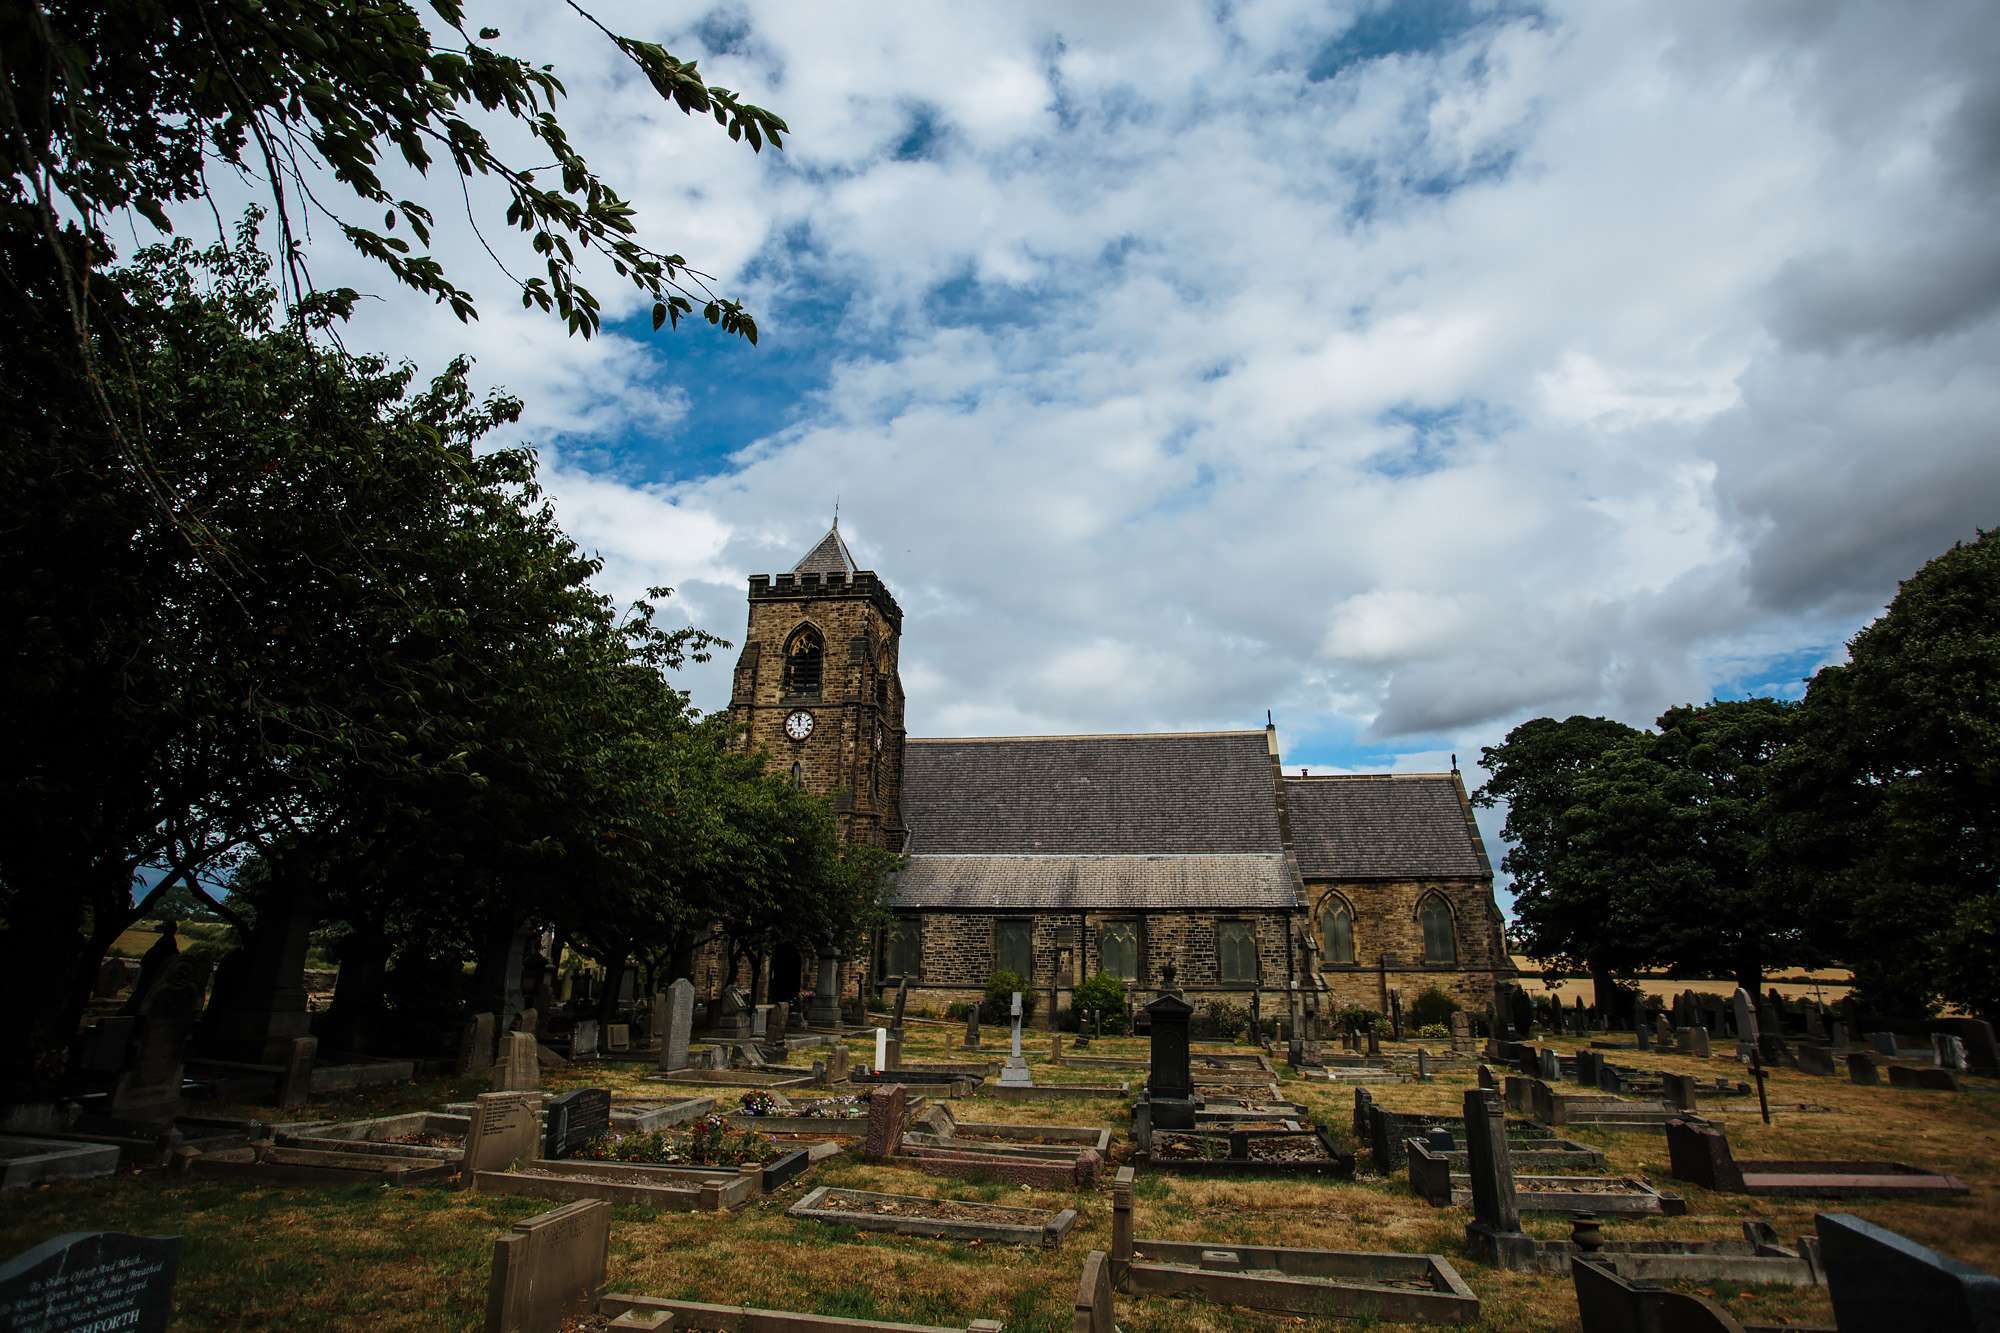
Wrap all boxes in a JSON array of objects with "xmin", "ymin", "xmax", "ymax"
[
  {"xmin": 1450, "ymin": 1011, "xmax": 1473, "ymax": 1053},
  {"xmin": 1889, "ymin": 1065, "xmax": 1959, "ymax": 1091},
  {"xmin": 1050, "ymin": 1033, "xmax": 1063, "ymax": 1061},
  {"xmin": 1829, "ymin": 1019, "xmax": 1849, "ymax": 1050},
  {"xmin": 465, "ymin": 1092, "xmax": 542, "ymax": 1176},
  {"xmin": 77, "ymin": 1017, "xmax": 138, "ymax": 1076},
  {"xmin": 1847, "ymin": 1052, "xmax": 1880, "ymax": 1085},
  {"xmin": 277, "ymin": 1035, "xmax": 318, "ymax": 1110},
  {"xmin": 123, "ymin": 923, "xmax": 179, "ymax": 1017},
  {"xmin": 885, "ymin": 1034, "xmax": 902, "ymax": 1071},
  {"xmin": 459, "ymin": 1013, "xmax": 496, "ymax": 1076},
  {"xmin": 1415, "ymin": 1048, "xmax": 1431, "ymax": 1081},
  {"xmin": 571, "ymin": 1020, "xmax": 598, "ymax": 1059},
  {"xmin": 770, "ymin": 1001, "xmax": 789, "ymax": 1037},
  {"xmin": 491, "ymin": 1032, "xmax": 540, "ymax": 1092},
  {"xmin": 1635, "ymin": 1022, "xmax": 1651, "ymax": 1052},
  {"xmin": 963, "ymin": 1004, "xmax": 982, "ymax": 1049},
  {"xmin": 1662, "ymin": 1072, "xmax": 1698, "ymax": 1112},
  {"xmin": 483, "ymin": 1200, "xmax": 610, "ymax": 1333},
  {"xmin": 1477, "ymin": 1064, "xmax": 1497, "ymax": 1090},
  {"xmin": 863, "ymin": 1083, "xmax": 907, "ymax": 1161},
  {"xmin": 1366, "ymin": 1027, "xmax": 1381, "ymax": 1057},
  {"xmin": 109, "ymin": 1018, "xmax": 189, "ymax": 1123},
  {"xmin": 1462, "ymin": 1087, "xmax": 1528, "ymax": 1265},
  {"xmin": 1817, "ymin": 1212, "xmax": 2000, "ymax": 1333},
  {"xmin": 1664, "ymin": 1118, "xmax": 1742, "ymax": 1192},
  {"xmin": 1869, "ymin": 1031, "xmax": 1898, "ymax": 1057},
  {"xmin": 825, "ymin": 1043, "xmax": 850, "ymax": 1083},
  {"xmin": 648, "ymin": 992, "xmax": 668, "ymax": 1053},
  {"xmin": 713, "ymin": 985, "xmax": 752, "ymax": 1039},
  {"xmin": 1805, "ymin": 1006, "xmax": 1826, "ymax": 1041},
  {"xmin": 0, "ymin": 1231, "xmax": 180, "ymax": 1333},
  {"xmin": 514, "ymin": 1008, "xmax": 538, "ymax": 1041},
  {"xmin": 606, "ymin": 1024, "xmax": 629, "ymax": 1052},
  {"xmin": 890, "ymin": 978, "xmax": 909, "ymax": 1037},
  {"xmin": 807, "ymin": 949, "xmax": 843, "ymax": 1029},
  {"xmin": 661, "ymin": 978, "xmax": 694, "ymax": 1072},
  {"xmin": 1654, "ymin": 1013, "xmax": 1673, "ymax": 1046},
  {"xmin": 1933, "ymin": 1033, "xmax": 1969, "ymax": 1072},
  {"xmin": 874, "ymin": 1027, "xmax": 889, "ymax": 1074},
  {"xmin": 1732, "ymin": 988, "xmax": 1759, "ymax": 1059},
  {"xmin": 1795, "ymin": 1045, "xmax": 1835, "ymax": 1077},
  {"xmin": 1142, "ymin": 991, "xmax": 1196, "ymax": 1130},
  {"xmin": 1389, "ymin": 991, "xmax": 1405, "ymax": 1041},
  {"xmin": 542, "ymin": 1089, "xmax": 611, "ymax": 1161},
  {"xmin": 1933, "ymin": 1017, "xmax": 2000, "ymax": 1074},
  {"xmin": 999, "ymin": 993, "xmax": 1034, "ymax": 1087},
  {"xmin": 1074, "ymin": 1247, "xmax": 1115, "ymax": 1333},
  {"xmin": 1538, "ymin": 1048, "xmax": 1561, "ymax": 1082}
]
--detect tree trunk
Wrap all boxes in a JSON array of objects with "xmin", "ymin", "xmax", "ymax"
[
  {"xmin": 595, "ymin": 952, "xmax": 628, "ymax": 1026},
  {"xmin": 1588, "ymin": 956, "xmax": 1619, "ymax": 1016},
  {"xmin": 323, "ymin": 924, "xmax": 390, "ymax": 1054},
  {"xmin": 0, "ymin": 860, "xmax": 122, "ymax": 1107},
  {"xmin": 1735, "ymin": 943, "xmax": 1764, "ymax": 997}
]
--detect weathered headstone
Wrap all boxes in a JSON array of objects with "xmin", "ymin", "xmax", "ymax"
[
  {"xmin": 571, "ymin": 1020, "xmax": 598, "ymax": 1059},
  {"xmin": 863, "ymin": 1083, "xmax": 907, "ymax": 1161},
  {"xmin": 1795, "ymin": 1045, "xmax": 1835, "ymax": 1077},
  {"xmin": 1829, "ymin": 1019, "xmax": 1849, "ymax": 1050},
  {"xmin": 660, "ymin": 978, "xmax": 694, "ymax": 1072},
  {"xmin": 648, "ymin": 992, "xmax": 668, "ymax": 1052},
  {"xmin": 770, "ymin": 1001, "xmax": 789, "ymax": 1037},
  {"xmin": 890, "ymin": 977, "xmax": 909, "ymax": 1036},
  {"xmin": 491, "ymin": 1032, "xmax": 540, "ymax": 1092},
  {"xmin": 109, "ymin": 1018, "xmax": 189, "ymax": 1123},
  {"xmin": 465, "ymin": 1091, "xmax": 542, "ymax": 1176},
  {"xmin": 277, "ymin": 1035, "xmax": 318, "ymax": 1110},
  {"xmin": 1816, "ymin": 1211, "xmax": 2000, "ymax": 1333},
  {"xmin": 826, "ymin": 1043, "xmax": 850, "ymax": 1083},
  {"xmin": 1933, "ymin": 1017, "xmax": 2000, "ymax": 1074},
  {"xmin": 963, "ymin": 1003, "xmax": 982, "ymax": 1049},
  {"xmin": 482, "ymin": 1199, "xmax": 609, "ymax": 1333},
  {"xmin": 1537, "ymin": 1048, "xmax": 1561, "ymax": 1082},
  {"xmin": 1732, "ymin": 988, "xmax": 1759, "ymax": 1059},
  {"xmin": 1477, "ymin": 1064, "xmax": 1497, "ymax": 1090},
  {"xmin": 1662, "ymin": 1072, "xmax": 1698, "ymax": 1112},
  {"xmin": 0, "ymin": 1231, "xmax": 180, "ymax": 1333},
  {"xmin": 1933, "ymin": 1033, "xmax": 1969, "ymax": 1072},
  {"xmin": 1889, "ymin": 1064, "xmax": 1959, "ymax": 1091},
  {"xmin": 1073, "ymin": 1247, "xmax": 1116, "ymax": 1333},
  {"xmin": 1654, "ymin": 1013, "xmax": 1673, "ymax": 1046},
  {"xmin": 1142, "ymin": 990, "xmax": 1195, "ymax": 1129},
  {"xmin": 1869, "ymin": 1031, "xmax": 1898, "ymax": 1057},
  {"xmin": 541, "ymin": 1088, "xmax": 611, "ymax": 1161},
  {"xmin": 1462, "ymin": 1088, "xmax": 1526, "ymax": 1264},
  {"xmin": 459, "ymin": 1012, "xmax": 496, "ymax": 1076},
  {"xmin": 1635, "ymin": 1022, "xmax": 1651, "ymax": 1052},
  {"xmin": 1847, "ymin": 1052, "xmax": 1880, "ymax": 1085},
  {"xmin": 1389, "ymin": 991, "xmax": 1405, "ymax": 1041},
  {"xmin": 713, "ymin": 984, "xmax": 752, "ymax": 1039},
  {"xmin": 884, "ymin": 1034, "xmax": 902, "ymax": 1071},
  {"xmin": 1415, "ymin": 1048, "xmax": 1432, "ymax": 1081},
  {"xmin": 999, "ymin": 992, "xmax": 1034, "ymax": 1087},
  {"xmin": 606, "ymin": 1024, "xmax": 629, "ymax": 1051},
  {"xmin": 1050, "ymin": 1033, "xmax": 1063, "ymax": 1062},
  {"xmin": 1366, "ymin": 1026, "xmax": 1381, "ymax": 1057},
  {"xmin": 1805, "ymin": 1006, "xmax": 1826, "ymax": 1041}
]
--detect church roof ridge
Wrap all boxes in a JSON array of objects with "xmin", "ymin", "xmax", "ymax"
[
  {"xmin": 909, "ymin": 729, "xmax": 1265, "ymax": 744},
  {"xmin": 1286, "ymin": 771, "xmax": 1458, "ymax": 781}
]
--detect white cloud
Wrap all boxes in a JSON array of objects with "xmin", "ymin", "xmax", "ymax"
[{"xmin": 182, "ymin": 1, "xmax": 2000, "ymax": 779}]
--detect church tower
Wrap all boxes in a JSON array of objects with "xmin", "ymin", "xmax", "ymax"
[{"xmin": 728, "ymin": 523, "xmax": 906, "ymax": 849}]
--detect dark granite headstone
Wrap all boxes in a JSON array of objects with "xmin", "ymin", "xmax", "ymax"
[
  {"xmin": 1847, "ymin": 1052, "xmax": 1880, "ymax": 1085},
  {"xmin": 1933, "ymin": 1018, "xmax": 2000, "ymax": 1074},
  {"xmin": 1143, "ymin": 991, "xmax": 1195, "ymax": 1129},
  {"xmin": 541, "ymin": 1088, "xmax": 612, "ymax": 1161},
  {"xmin": 1818, "ymin": 1212, "xmax": 2000, "ymax": 1332},
  {"xmin": 1889, "ymin": 1064, "xmax": 1959, "ymax": 1091},
  {"xmin": 0, "ymin": 1232, "xmax": 180, "ymax": 1333}
]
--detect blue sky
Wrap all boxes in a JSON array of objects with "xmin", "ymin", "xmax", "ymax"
[{"xmin": 236, "ymin": 1, "xmax": 2000, "ymax": 904}]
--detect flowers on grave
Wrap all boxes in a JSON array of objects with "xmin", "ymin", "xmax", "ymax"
[
  {"xmin": 572, "ymin": 1115, "xmax": 777, "ymax": 1167},
  {"xmin": 739, "ymin": 1090, "xmax": 782, "ymax": 1116},
  {"xmin": 1415, "ymin": 1023, "xmax": 1451, "ymax": 1039},
  {"xmin": 797, "ymin": 1094, "xmax": 868, "ymax": 1119}
]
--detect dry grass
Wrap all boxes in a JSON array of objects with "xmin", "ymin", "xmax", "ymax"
[{"xmin": 3, "ymin": 1023, "xmax": 1992, "ymax": 1331}]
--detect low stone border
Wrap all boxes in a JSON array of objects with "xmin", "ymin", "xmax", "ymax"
[
  {"xmin": 475, "ymin": 1160, "xmax": 759, "ymax": 1211},
  {"xmin": 1665, "ymin": 1118, "xmax": 1968, "ymax": 1199},
  {"xmin": 981, "ymin": 1081, "xmax": 1128, "ymax": 1101},
  {"xmin": 186, "ymin": 1144, "xmax": 455, "ymax": 1186},
  {"xmin": 600, "ymin": 1293, "xmax": 1003, "ymax": 1332},
  {"xmin": 787, "ymin": 1185, "xmax": 1078, "ymax": 1248},
  {"xmin": 1123, "ymin": 1241, "xmax": 1480, "ymax": 1324},
  {"xmin": 0, "ymin": 1136, "xmax": 120, "ymax": 1189},
  {"xmin": 1140, "ymin": 1125, "xmax": 1355, "ymax": 1178}
]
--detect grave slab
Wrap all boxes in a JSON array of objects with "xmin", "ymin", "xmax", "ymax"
[
  {"xmin": 1664, "ymin": 1118, "xmax": 1968, "ymax": 1198},
  {"xmin": 788, "ymin": 1186, "xmax": 1077, "ymax": 1248},
  {"xmin": 0, "ymin": 1231, "xmax": 179, "ymax": 1333}
]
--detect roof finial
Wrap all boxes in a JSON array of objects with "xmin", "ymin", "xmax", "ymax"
[
  {"xmin": 832, "ymin": 495, "xmax": 840, "ymax": 530},
  {"xmin": 1451, "ymin": 753, "xmax": 1459, "ymax": 771},
  {"xmin": 1266, "ymin": 709, "xmax": 1274, "ymax": 727}
]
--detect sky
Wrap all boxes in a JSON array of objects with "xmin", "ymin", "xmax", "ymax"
[{"xmin": 174, "ymin": 1, "xmax": 2000, "ymax": 902}]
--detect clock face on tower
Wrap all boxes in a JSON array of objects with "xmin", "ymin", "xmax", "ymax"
[{"xmin": 784, "ymin": 709, "xmax": 815, "ymax": 742}]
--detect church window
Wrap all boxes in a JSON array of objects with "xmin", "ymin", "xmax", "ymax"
[
  {"xmin": 994, "ymin": 919, "xmax": 1034, "ymax": 980},
  {"xmin": 1420, "ymin": 895, "xmax": 1457, "ymax": 965},
  {"xmin": 1217, "ymin": 920, "xmax": 1259, "ymax": 984},
  {"xmin": 782, "ymin": 626, "xmax": 824, "ymax": 697},
  {"xmin": 1098, "ymin": 922, "xmax": 1138, "ymax": 980},
  {"xmin": 789, "ymin": 761, "xmax": 802, "ymax": 787},
  {"xmin": 884, "ymin": 917, "xmax": 922, "ymax": 980},
  {"xmin": 1318, "ymin": 897, "xmax": 1356, "ymax": 965}
]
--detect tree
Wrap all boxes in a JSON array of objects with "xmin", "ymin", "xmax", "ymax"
[
  {"xmin": 1475, "ymin": 715, "xmax": 1644, "ymax": 1009},
  {"xmin": 1765, "ymin": 529, "xmax": 2000, "ymax": 1018},
  {"xmin": 2, "ymin": 0, "xmax": 784, "ymax": 341},
  {"xmin": 1564, "ymin": 700, "xmax": 1805, "ymax": 994}
]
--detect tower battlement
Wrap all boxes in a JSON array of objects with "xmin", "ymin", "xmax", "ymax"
[{"xmin": 748, "ymin": 568, "xmax": 902, "ymax": 628}]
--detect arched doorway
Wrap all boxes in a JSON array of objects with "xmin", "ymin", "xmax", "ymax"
[{"xmin": 770, "ymin": 942, "xmax": 803, "ymax": 1003}]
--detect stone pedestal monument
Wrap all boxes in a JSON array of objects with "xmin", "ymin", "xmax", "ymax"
[
  {"xmin": 999, "ymin": 992, "xmax": 1035, "ymax": 1087},
  {"xmin": 1141, "ymin": 988, "xmax": 1196, "ymax": 1130},
  {"xmin": 808, "ymin": 951, "xmax": 843, "ymax": 1029}
]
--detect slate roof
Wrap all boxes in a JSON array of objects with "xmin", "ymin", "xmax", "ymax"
[
  {"xmin": 791, "ymin": 525, "xmax": 860, "ymax": 576},
  {"xmin": 902, "ymin": 731, "xmax": 1284, "ymax": 855},
  {"xmin": 889, "ymin": 854, "xmax": 1302, "ymax": 911},
  {"xmin": 1284, "ymin": 774, "xmax": 1491, "ymax": 880}
]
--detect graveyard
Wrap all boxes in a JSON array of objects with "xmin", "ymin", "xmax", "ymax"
[{"xmin": 4, "ymin": 987, "xmax": 1998, "ymax": 1331}]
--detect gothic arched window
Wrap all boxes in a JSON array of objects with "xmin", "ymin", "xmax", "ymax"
[
  {"xmin": 1318, "ymin": 896, "xmax": 1356, "ymax": 965},
  {"xmin": 1419, "ymin": 894, "xmax": 1457, "ymax": 965},
  {"xmin": 782, "ymin": 625, "xmax": 824, "ymax": 697}
]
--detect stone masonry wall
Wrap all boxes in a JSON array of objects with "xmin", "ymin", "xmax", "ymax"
[{"xmin": 1305, "ymin": 876, "xmax": 1512, "ymax": 1015}]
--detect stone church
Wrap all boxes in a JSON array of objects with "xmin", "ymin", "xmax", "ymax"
[{"xmin": 723, "ymin": 524, "xmax": 1512, "ymax": 1021}]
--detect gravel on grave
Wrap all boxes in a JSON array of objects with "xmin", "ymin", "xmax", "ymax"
[
  {"xmin": 513, "ymin": 1163, "xmax": 706, "ymax": 1187},
  {"xmin": 1517, "ymin": 1177, "xmax": 1641, "ymax": 1194},
  {"xmin": 816, "ymin": 1189, "xmax": 1042, "ymax": 1222},
  {"xmin": 384, "ymin": 1132, "xmax": 459, "ymax": 1147},
  {"xmin": 1154, "ymin": 1133, "xmax": 1330, "ymax": 1162}
]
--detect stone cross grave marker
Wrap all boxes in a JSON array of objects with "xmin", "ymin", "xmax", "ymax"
[
  {"xmin": 999, "ymin": 993, "xmax": 1034, "ymax": 1086},
  {"xmin": 661, "ymin": 978, "xmax": 694, "ymax": 1072},
  {"xmin": 482, "ymin": 1199, "xmax": 609, "ymax": 1333},
  {"xmin": 542, "ymin": 1088, "xmax": 611, "ymax": 1161},
  {"xmin": 0, "ymin": 1231, "xmax": 181, "ymax": 1333}
]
